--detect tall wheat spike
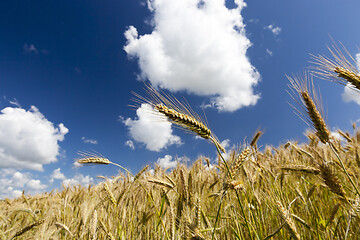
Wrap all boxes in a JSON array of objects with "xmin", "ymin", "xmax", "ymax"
[
  {"xmin": 229, "ymin": 148, "xmax": 251, "ymax": 179},
  {"xmin": 90, "ymin": 210, "xmax": 98, "ymax": 240},
  {"xmin": 287, "ymin": 73, "xmax": 330, "ymax": 143}
]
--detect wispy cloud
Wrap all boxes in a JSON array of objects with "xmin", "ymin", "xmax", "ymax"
[
  {"xmin": 0, "ymin": 106, "xmax": 68, "ymax": 171},
  {"xmin": 124, "ymin": 0, "xmax": 260, "ymax": 112},
  {"xmin": 23, "ymin": 43, "xmax": 39, "ymax": 54},
  {"xmin": 81, "ymin": 137, "xmax": 98, "ymax": 144},
  {"xmin": 74, "ymin": 67, "xmax": 82, "ymax": 74},
  {"xmin": 124, "ymin": 104, "xmax": 181, "ymax": 152},
  {"xmin": 266, "ymin": 24, "xmax": 281, "ymax": 36},
  {"xmin": 266, "ymin": 49, "xmax": 273, "ymax": 56},
  {"xmin": 9, "ymin": 98, "xmax": 21, "ymax": 108},
  {"xmin": 125, "ymin": 140, "xmax": 135, "ymax": 150}
]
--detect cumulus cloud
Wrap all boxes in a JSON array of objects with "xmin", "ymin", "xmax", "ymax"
[
  {"xmin": 156, "ymin": 155, "xmax": 178, "ymax": 169},
  {"xmin": 62, "ymin": 173, "xmax": 93, "ymax": 187},
  {"xmin": 0, "ymin": 106, "xmax": 69, "ymax": 171},
  {"xmin": 125, "ymin": 140, "xmax": 135, "ymax": 150},
  {"xmin": 0, "ymin": 169, "xmax": 47, "ymax": 199},
  {"xmin": 342, "ymin": 83, "xmax": 360, "ymax": 105},
  {"xmin": 331, "ymin": 130, "xmax": 346, "ymax": 142},
  {"xmin": 124, "ymin": 104, "xmax": 181, "ymax": 151},
  {"xmin": 81, "ymin": 137, "xmax": 98, "ymax": 144},
  {"xmin": 266, "ymin": 24, "xmax": 281, "ymax": 35},
  {"xmin": 50, "ymin": 168, "xmax": 66, "ymax": 183},
  {"xmin": 342, "ymin": 55, "xmax": 360, "ymax": 105},
  {"xmin": 124, "ymin": 0, "xmax": 260, "ymax": 112},
  {"xmin": 220, "ymin": 139, "xmax": 230, "ymax": 149}
]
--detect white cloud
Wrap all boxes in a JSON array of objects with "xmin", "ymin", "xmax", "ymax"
[
  {"xmin": 124, "ymin": 0, "xmax": 260, "ymax": 112},
  {"xmin": 0, "ymin": 106, "xmax": 68, "ymax": 171},
  {"xmin": 341, "ymin": 52, "xmax": 360, "ymax": 105},
  {"xmin": 156, "ymin": 155, "xmax": 178, "ymax": 169},
  {"xmin": 331, "ymin": 131, "xmax": 346, "ymax": 142},
  {"xmin": 9, "ymin": 98, "xmax": 21, "ymax": 108},
  {"xmin": 356, "ymin": 53, "xmax": 360, "ymax": 69},
  {"xmin": 266, "ymin": 49, "xmax": 273, "ymax": 56},
  {"xmin": 0, "ymin": 169, "xmax": 46, "ymax": 199},
  {"xmin": 124, "ymin": 104, "xmax": 181, "ymax": 151},
  {"xmin": 342, "ymin": 83, "xmax": 360, "ymax": 105},
  {"xmin": 62, "ymin": 173, "xmax": 93, "ymax": 187},
  {"xmin": 24, "ymin": 43, "xmax": 39, "ymax": 54},
  {"xmin": 50, "ymin": 168, "xmax": 66, "ymax": 183},
  {"xmin": 266, "ymin": 24, "xmax": 281, "ymax": 35},
  {"xmin": 125, "ymin": 140, "xmax": 135, "ymax": 150},
  {"xmin": 220, "ymin": 139, "xmax": 230, "ymax": 149},
  {"xmin": 81, "ymin": 137, "xmax": 98, "ymax": 144}
]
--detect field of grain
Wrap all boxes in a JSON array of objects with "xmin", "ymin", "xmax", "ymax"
[{"xmin": 1, "ymin": 43, "xmax": 360, "ymax": 239}]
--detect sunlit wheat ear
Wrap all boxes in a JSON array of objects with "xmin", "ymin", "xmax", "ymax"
[
  {"xmin": 90, "ymin": 210, "xmax": 97, "ymax": 240},
  {"xmin": 319, "ymin": 162, "xmax": 346, "ymax": 198},
  {"xmin": 132, "ymin": 82, "xmax": 225, "ymax": 152},
  {"xmin": 103, "ymin": 183, "xmax": 117, "ymax": 207},
  {"xmin": 281, "ymin": 165, "xmax": 320, "ymax": 174},
  {"xmin": 229, "ymin": 148, "xmax": 251, "ymax": 179},
  {"xmin": 76, "ymin": 151, "xmax": 111, "ymax": 165},
  {"xmin": 276, "ymin": 201, "xmax": 300, "ymax": 240},
  {"xmin": 11, "ymin": 219, "xmax": 45, "ymax": 239},
  {"xmin": 55, "ymin": 222, "xmax": 73, "ymax": 237},
  {"xmin": 250, "ymin": 130, "xmax": 263, "ymax": 147},
  {"xmin": 311, "ymin": 42, "xmax": 360, "ymax": 91},
  {"xmin": 287, "ymin": 73, "xmax": 331, "ymax": 144}
]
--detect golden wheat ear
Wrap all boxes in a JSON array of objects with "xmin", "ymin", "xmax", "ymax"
[
  {"xmin": 311, "ymin": 41, "xmax": 360, "ymax": 91},
  {"xmin": 132, "ymin": 82, "xmax": 225, "ymax": 152},
  {"xmin": 287, "ymin": 73, "xmax": 331, "ymax": 144},
  {"xmin": 76, "ymin": 151, "xmax": 111, "ymax": 165}
]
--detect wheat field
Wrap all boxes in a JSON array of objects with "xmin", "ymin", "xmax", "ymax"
[{"xmin": 1, "ymin": 43, "xmax": 360, "ymax": 239}]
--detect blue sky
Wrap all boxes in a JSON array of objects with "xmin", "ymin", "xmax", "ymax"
[{"xmin": 0, "ymin": 0, "xmax": 360, "ymax": 198}]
